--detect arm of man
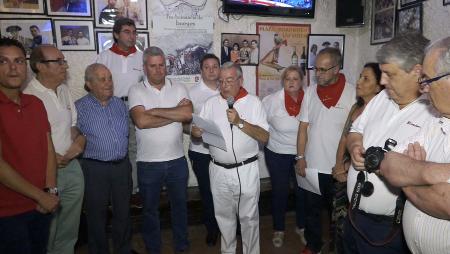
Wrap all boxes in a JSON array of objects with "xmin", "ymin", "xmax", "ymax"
[
  {"xmin": 238, "ymin": 119, "xmax": 269, "ymax": 143},
  {"xmin": 63, "ymin": 127, "xmax": 86, "ymax": 161},
  {"xmin": 347, "ymin": 132, "xmax": 365, "ymax": 170},
  {"xmin": 46, "ymin": 133, "xmax": 57, "ymax": 188},
  {"xmin": 149, "ymin": 98, "xmax": 193, "ymax": 123},
  {"xmin": 333, "ymin": 133, "xmax": 348, "ymax": 182},
  {"xmin": 295, "ymin": 121, "xmax": 308, "ymax": 177},
  {"xmin": 0, "ymin": 136, "xmax": 59, "ymax": 213},
  {"xmin": 130, "ymin": 105, "xmax": 174, "ymax": 129},
  {"xmin": 403, "ymin": 183, "xmax": 450, "ymax": 219}
]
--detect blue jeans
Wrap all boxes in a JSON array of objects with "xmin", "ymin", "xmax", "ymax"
[
  {"xmin": 264, "ymin": 147, "xmax": 306, "ymax": 231},
  {"xmin": 137, "ymin": 157, "xmax": 189, "ymax": 254},
  {"xmin": 0, "ymin": 210, "xmax": 52, "ymax": 254}
]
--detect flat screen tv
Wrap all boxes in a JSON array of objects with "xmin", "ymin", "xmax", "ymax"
[{"xmin": 223, "ymin": 0, "xmax": 315, "ymax": 18}]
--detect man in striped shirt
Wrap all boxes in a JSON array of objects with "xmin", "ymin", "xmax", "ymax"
[
  {"xmin": 75, "ymin": 63, "xmax": 132, "ymax": 253},
  {"xmin": 380, "ymin": 36, "xmax": 450, "ymax": 254}
]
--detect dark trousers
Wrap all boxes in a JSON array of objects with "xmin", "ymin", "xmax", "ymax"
[
  {"xmin": 343, "ymin": 210, "xmax": 410, "ymax": 254},
  {"xmin": 304, "ymin": 173, "xmax": 334, "ymax": 252},
  {"xmin": 264, "ymin": 147, "xmax": 306, "ymax": 231},
  {"xmin": 81, "ymin": 158, "xmax": 132, "ymax": 254},
  {"xmin": 137, "ymin": 157, "xmax": 189, "ymax": 254},
  {"xmin": 188, "ymin": 150, "xmax": 219, "ymax": 234},
  {"xmin": 0, "ymin": 210, "xmax": 51, "ymax": 254}
]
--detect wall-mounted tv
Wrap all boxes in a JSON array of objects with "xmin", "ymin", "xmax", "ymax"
[{"xmin": 223, "ymin": 0, "xmax": 315, "ymax": 19}]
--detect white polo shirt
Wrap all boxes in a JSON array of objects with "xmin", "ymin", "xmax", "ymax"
[
  {"xmin": 262, "ymin": 89, "xmax": 300, "ymax": 155},
  {"xmin": 298, "ymin": 82, "xmax": 356, "ymax": 174},
  {"xmin": 347, "ymin": 90, "xmax": 437, "ymax": 215},
  {"xmin": 188, "ymin": 80, "xmax": 219, "ymax": 154},
  {"xmin": 399, "ymin": 117, "xmax": 450, "ymax": 254},
  {"xmin": 128, "ymin": 77, "xmax": 189, "ymax": 162},
  {"xmin": 24, "ymin": 78, "xmax": 76, "ymax": 155},
  {"xmin": 199, "ymin": 93, "xmax": 269, "ymax": 164},
  {"xmin": 96, "ymin": 49, "xmax": 144, "ymax": 98}
]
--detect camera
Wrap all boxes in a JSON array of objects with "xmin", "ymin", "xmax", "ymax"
[{"xmin": 364, "ymin": 138, "xmax": 397, "ymax": 173}]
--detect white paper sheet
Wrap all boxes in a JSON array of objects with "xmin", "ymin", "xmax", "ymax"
[
  {"xmin": 192, "ymin": 114, "xmax": 227, "ymax": 151},
  {"xmin": 296, "ymin": 167, "xmax": 321, "ymax": 195}
]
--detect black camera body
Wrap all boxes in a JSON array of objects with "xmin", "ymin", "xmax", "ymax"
[{"xmin": 364, "ymin": 138, "xmax": 397, "ymax": 173}]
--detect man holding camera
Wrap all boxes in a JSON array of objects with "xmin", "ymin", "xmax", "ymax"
[{"xmin": 344, "ymin": 33, "xmax": 438, "ymax": 253}]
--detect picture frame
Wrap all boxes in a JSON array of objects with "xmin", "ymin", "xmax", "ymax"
[
  {"xmin": 46, "ymin": 0, "xmax": 92, "ymax": 17},
  {"xmin": 53, "ymin": 20, "xmax": 95, "ymax": 51},
  {"xmin": 444, "ymin": 0, "xmax": 450, "ymax": 6},
  {"xmin": 371, "ymin": 0, "xmax": 396, "ymax": 45},
  {"xmin": 93, "ymin": 0, "xmax": 148, "ymax": 29},
  {"xmin": 307, "ymin": 34, "xmax": 345, "ymax": 69},
  {"xmin": 220, "ymin": 33, "xmax": 260, "ymax": 66},
  {"xmin": 0, "ymin": 0, "xmax": 45, "ymax": 14},
  {"xmin": 0, "ymin": 18, "xmax": 54, "ymax": 57},
  {"xmin": 96, "ymin": 30, "xmax": 148, "ymax": 53},
  {"xmin": 396, "ymin": 3, "xmax": 422, "ymax": 35},
  {"xmin": 399, "ymin": 0, "xmax": 423, "ymax": 8}
]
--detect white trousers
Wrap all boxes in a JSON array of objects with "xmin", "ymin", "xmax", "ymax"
[{"xmin": 210, "ymin": 161, "xmax": 260, "ymax": 254}]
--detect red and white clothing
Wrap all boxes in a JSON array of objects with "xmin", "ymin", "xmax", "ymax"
[
  {"xmin": 199, "ymin": 93, "xmax": 269, "ymax": 254},
  {"xmin": 347, "ymin": 91, "xmax": 437, "ymax": 215},
  {"xmin": 128, "ymin": 77, "xmax": 190, "ymax": 162}
]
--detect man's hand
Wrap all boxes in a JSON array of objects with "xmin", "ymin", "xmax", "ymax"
[
  {"xmin": 332, "ymin": 163, "xmax": 348, "ymax": 183},
  {"xmin": 36, "ymin": 191, "xmax": 59, "ymax": 214},
  {"xmin": 191, "ymin": 125, "xmax": 203, "ymax": 138},
  {"xmin": 227, "ymin": 108, "xmax": 241, "ymax": 125},
  {"xmin": 295, "ymin": 159, "xmax": 307, "ymax": 177},
  {"xmin": 178, "ymin": 98, "xmax": 191, "ymax": 106},
  {"xmin": 403, "ymin": 142, "xmax": 426, "ymax": 161},
  {"xmin": 349, "ymin": 144, "xmax": 365, "ymax": 171},
  {"xmin": 56, "ymin": 153, "xmax": 69, "ymax": 168}
]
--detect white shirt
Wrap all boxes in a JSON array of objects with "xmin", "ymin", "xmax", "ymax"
[
  {"xmin": 76, "ymin": 37, "xmax": 89, "ymax": 45},
  {"xmin": 24, "ymin": 78, "xmax": 76, "ymax": 155},
  {"xmin": 262, "ymin": 89, "xmax": 300, "ymax": 155},
  {"xmin": 199, "ymin": 93, "xmax": 269, "ymax": 163},
  {"xmin": 96, "ymin": 48, "xmax": 144, "ymax": 98},
  {"xmin": 298, "ymin": 82, "xmax": 356, "ymax": 174},
  {"xmin": 399, "ymin": 117, "xmax": 450, "ymax": 254},
  {"xmin": 347, "ymin": 90, "xmax": 437, "ymax": 215},
  {"xmin": 188, "ymin": 80, "xmax": 219, "ymax": 154},
  {"xmin": 128, "ymin": 77, "xmax": 189, "ymax": 162}
]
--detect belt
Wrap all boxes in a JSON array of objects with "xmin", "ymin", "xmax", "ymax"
[
  {"xmin": 120, "ymin": 96, "xmax": 128, "ymax": 102},
  {"xmin": 84, "ymin": 157, "xmax": 126, "ymax": 165},
  {"xmin": 211, "ymin": 155, "xmax": 258, "ymax": 169},
  {"xmin": 355, "ymin": 209, "xmax": 394, "ymax": 223}
]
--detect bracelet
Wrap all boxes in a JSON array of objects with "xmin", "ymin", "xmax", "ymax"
[
  {"xmin": 295, "ymin": 155, "xmax": 305, "ymax": 161},
  {"xmin": 43, "ymin": 187, "xmax": 58, "ymax": 195}
]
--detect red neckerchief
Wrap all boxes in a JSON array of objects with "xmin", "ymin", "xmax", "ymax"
[
  {"xmin": 285, "ymin": 89, "xmax": 304, "ymax": 116},
  {"xmin": 316, "ymin": 73, "xmax": 346, "ymax": 108},
  {"xmin": 110, "ymin": 43, "xmax": 137, "ymax": 57},
  {"xmin": 235, "ymin": 87, "xmax": 248, "ymax": 101}
]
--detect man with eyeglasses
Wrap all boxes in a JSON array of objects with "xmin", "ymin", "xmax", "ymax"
[
  {"xmin": 24, "ymin": 45, "xmax": 85, "ymax": 254},
  {"xmin": 344, "ymin": 33, "xmax": 438, "ymax": 254},
  {"xmin": 0, "ymin": 38, "xmax": 59, "ymax": 254},
  {"xmin": 96, "ymin": 17, "xmax": 143, "ymax": 199},
  {"xmin": 379, "ymin": 36, "xmax": 450, "ymax": 254},
  {"xmin": 295, "ymin": 47, "xmax": 356, "ymax": 254},
  {"xmin": 191, "ymin": 62, "xmax": 269, "ymax": 254}
]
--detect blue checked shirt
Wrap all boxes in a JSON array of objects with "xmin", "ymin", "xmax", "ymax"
[{"xmin": 75, "ymin": 94, "xmax": 129, "ymax": 161}]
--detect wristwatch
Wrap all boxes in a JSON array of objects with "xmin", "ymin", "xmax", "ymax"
[
  {"xmin": 44, "ymin": 187, "xmax": 58, "ymax": 195},
  {"xmin": 237, "ymin": 119, "xmax": 245, "ymax": 129},
  {"xmin": 295, "ymin": 155, "xmax": 305, "ymax": 161}
]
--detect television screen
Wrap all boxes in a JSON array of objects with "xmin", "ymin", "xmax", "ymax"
[{"xmin": 223, "ymin": 0, "xmax": 315, "ymax": 18}]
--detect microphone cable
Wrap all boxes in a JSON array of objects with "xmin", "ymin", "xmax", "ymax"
[{"xmin": 230, "ymin": 122, "xmax": 243, "ymax": 223}]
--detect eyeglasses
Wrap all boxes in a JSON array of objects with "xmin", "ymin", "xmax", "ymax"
[
  {"xmin": 218, "ymin": 77, "xmax": 240, "ymax": 85},
  {"xmin": 40, "ymin": 59, "xmax": 67, "ymax": 65},
  {"xmin": 120, "ymin": 30, "xmax": 137, "ymax": 36},
  {"xmin": 418, "ymin": 72, "xmax": 450, "ymax": 87},
  {"xmin": 312, "ymin": 64, "xmax": 339, "ymax": 73}
]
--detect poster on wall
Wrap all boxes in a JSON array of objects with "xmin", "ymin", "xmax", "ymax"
[
  {"xmin": 256, "ymin": 22, "xmax": 310, "ymax": 99},
  {"xmin": 371, "ymin": 0, "xmax": 396, "ymax": 45}
]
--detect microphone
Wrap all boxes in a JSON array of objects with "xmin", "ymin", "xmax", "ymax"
[{"xmin": 227, "ymin": 97, "xmax": 235, "ymax": 129}]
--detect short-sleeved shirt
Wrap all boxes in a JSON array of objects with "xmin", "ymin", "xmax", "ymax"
[
  {"xmin": 128, "ymin": 78, "xmax": 190, "ymax": 162},
  {"xmin": 24, "ymin": 78, "xmax": 76, "ymax": 155},
  {"xmin": 347, "ymin": 90, "xmax": 437, "ymax": 215},
  {"xmin": 188, "ymin": 80, "xmax": 219, "ymax": 154},
  {"xmin": 298, "ymin": 82, "xmax": 356, "ymax": 174},
  {"xmin": 0, "ymin": 91, "xmax": 50, "ymax": 217},
  {"xmin": 199, "ymin": 93, "xmax": 269, "ymax": 163},
  {"xmin": 262, "ymin": 89, "xmax": 300, "ymax": 155}
]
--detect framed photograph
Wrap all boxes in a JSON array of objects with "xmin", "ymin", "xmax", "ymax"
[
  {"xmin": 0, "ymin": 0, "xmax": 44, "ymax": 14},
  {"xmin": 54, "ymin": 20, "xmax": 95, "ymax": 51},
  {"xmin": 396, "ymin": 4, "xmax": 422, "ymax": 35},
  {"xmin": 307, "ymin": 34, "xmax": 345, "ymax": 69},
  {"xmin": 0, "ymin": 18, "xmax": 53, "ymax": 56},
  {"xmin": 96, "ymin": 30, "xmax": 148, "ymax": 53},
  {"xmin": 399, "ymin": 0, "xmax": 423, "ymax": 8},
  {"xmin": 220, "ymin": 33, "xmax": 260, "ymax": 66},
  {"xmin": 46, "ymin": 0, "xmax": 91, "ymax": 16},
  {"xmin": 445, "ymin": 0, "xmax": 450, "ymax": 6},
  {"xmin": 94, "ymin": 0, "xmax": 148, "ymax": 29},
  {"xmin": 371, "ymin": 0, "xmax": 396, "ymax": 45}
]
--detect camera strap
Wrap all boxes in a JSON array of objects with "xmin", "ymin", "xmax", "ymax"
[{"xmin": 348, "ymin": 171, "xmax": 406, "ymax": 246}]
